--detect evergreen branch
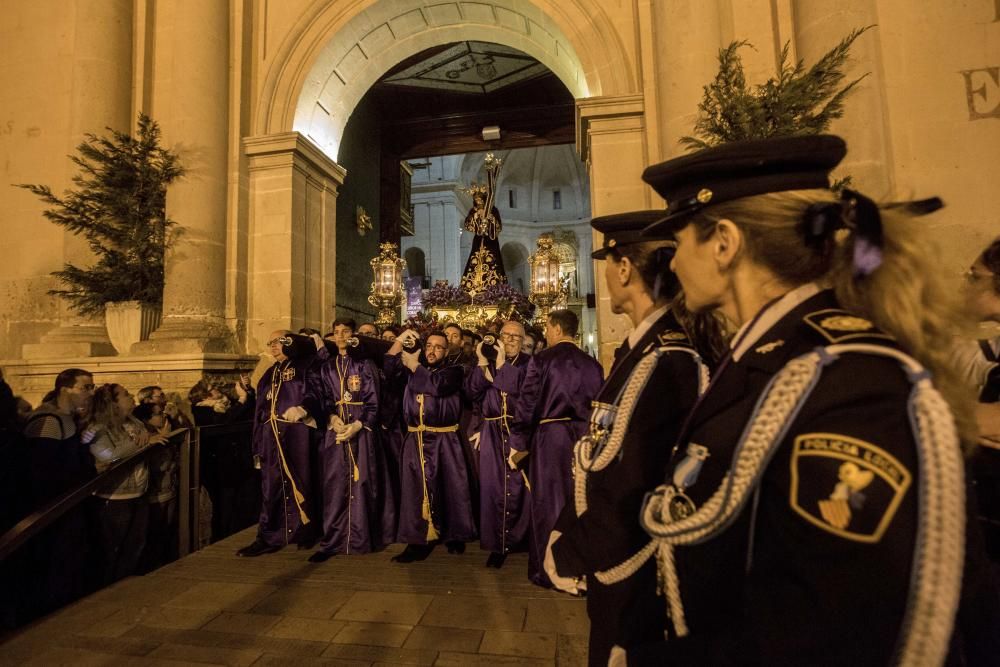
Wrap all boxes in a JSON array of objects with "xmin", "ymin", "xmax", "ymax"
[
  {"xmin": 680, "ymin": 26, "xmax": 873, "ymax": 150},
  {"xmin": 14, "ymin": 113, "xmax": 183, "ymax": 316}
]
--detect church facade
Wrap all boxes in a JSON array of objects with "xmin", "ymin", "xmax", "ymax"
[{"xmin": 1, "ymin": 0, "xmax": 998, "ymax": 400}]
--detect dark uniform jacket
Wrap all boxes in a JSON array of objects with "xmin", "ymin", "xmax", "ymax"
[
  {"xmin": 552, "ymin": 307, "xmax": 702, "ymax": 666},
  {"xmin": 630, "ymin": 287, "xmax": 933, "ymax": 665}
]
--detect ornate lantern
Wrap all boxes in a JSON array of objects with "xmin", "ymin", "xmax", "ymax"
[
  {"xmin": 368, "ymin": 242, "xmax": 405, "ymax": 327},
  {"xmin": 528, "ymin": 233, "xmax": 567, "ymax": 325}
]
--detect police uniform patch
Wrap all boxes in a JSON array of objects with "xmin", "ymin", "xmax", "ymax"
[
  {"xmin": 789, "ymin": 433, "xmax": 911, "ymax": 543},
  {"xmin": 348, "ymin": 374, "xmax": 362, "ymax": 393},
  {"xmin": 658, "ymin": 331, "xmax": 688, "ymax": 344},
  {"xmin": 803, "ymin": 308, "xmax": 895, "ymax": 344},
  {"xmin": 754, "ymin": 339, "xmax": 785, "ymax": 354}
]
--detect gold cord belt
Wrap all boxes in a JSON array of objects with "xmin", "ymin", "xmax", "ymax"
[
  {"xmin": 539, "ymin": 417, "xmax": 572, "ymax": 424},
  {"xmin": 409, "ymin": 394, "xmax": 459, "ymax": 541},
  {"xmin": 267, "ymin": 363, "xmax": 310, "ymax": 525}
]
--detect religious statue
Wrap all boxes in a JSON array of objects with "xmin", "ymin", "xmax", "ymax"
[{"xmin": 460, "ymin": 153, "xmax": 507, "ymax": 297}]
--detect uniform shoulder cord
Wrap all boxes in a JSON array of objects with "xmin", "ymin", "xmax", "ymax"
[
  {"xmin": 571, "ymin": 345, "xmax": 709, "ymax": 587},
  {"xmin": 637, "ymin": 344, "xmax": 964, "ymax": 665}
]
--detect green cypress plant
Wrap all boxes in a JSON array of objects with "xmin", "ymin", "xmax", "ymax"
[
  {"xmin": 16, "ymin": 113, "xmax": 183, "ymax": 317},
  {"xmin": 681, "ymin": 27, "xmax": 872, "ymax": 151}
]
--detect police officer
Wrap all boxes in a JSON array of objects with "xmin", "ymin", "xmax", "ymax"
[
  {"xmin": 620, "ymin": 135, "xmax": 971, "ymax": 664},
  {"xmin": 545, "ymin": 211, "xmax": 722, "ymax": 666}
]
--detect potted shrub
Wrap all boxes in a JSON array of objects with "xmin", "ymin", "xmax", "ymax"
[{"xmin": 16, "ymin": 113, "xmax": 183, "ymax": 354}]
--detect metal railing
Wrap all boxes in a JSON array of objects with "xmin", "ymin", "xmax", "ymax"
[{"xmin": 0, "ymin": 429, "xmax": 197, "ymax": 562}]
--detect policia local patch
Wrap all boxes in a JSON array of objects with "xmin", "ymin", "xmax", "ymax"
[{"xmin": 789, "ymin": 433, "xmax": 912, "ymax": 543}]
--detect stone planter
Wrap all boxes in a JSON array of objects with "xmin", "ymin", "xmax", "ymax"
[{"xmin": 104, "ymin": 301, "xmax": 162, "ymax": 355}]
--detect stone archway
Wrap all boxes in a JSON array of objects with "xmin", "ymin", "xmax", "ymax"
[
  {"xmin": 246, "ymin": 0, "xmax": 652, "ymax": 365},
  {"xmin": 256, "ymin": 0, "xmax": 634, "ymax": 158}
]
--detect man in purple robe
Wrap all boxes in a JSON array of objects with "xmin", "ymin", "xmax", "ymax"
[
  {"xmin": 386, "ymin": 329, "xmax": 477, "ymax": 562},
  {"xmin": 307, "ymin": 318, "xmax": 382, "ymax": 562},
  {"xmin": 236, "ymin": 330, "xmax": 321, "ymax": 557},
  {"xmin": 465, "ymin": 320, "xmax": 532, "ymax": 568},
  {"xmin": 509, "ymin": 310, "xmax": 603, "ymax": 587}
]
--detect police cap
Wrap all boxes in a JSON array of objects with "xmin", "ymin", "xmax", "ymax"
[
  {"xmin": 642, "ymin": 135, "xmax": 847, "ymax": 236},
  {"xmin": 591, "ymin": 210, "xmax": 676, "ymax": 260}
]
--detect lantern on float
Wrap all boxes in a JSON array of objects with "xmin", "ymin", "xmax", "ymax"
[
  {"xmin": 527, "ymin": 233, "xmax": 566, "ymax": 325},
  {"xmin": 368, "ymin": 242, "xmax": 405, "ymax": 327}
]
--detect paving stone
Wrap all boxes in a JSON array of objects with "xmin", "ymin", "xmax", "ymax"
[
  {"xmin": 163, "ymin": 581, "xmax": 279, "ymax": 612},
  {"xmin": 330, "ymin": 621, "xmax": 413, "ymax": 647},
  {"xmin": 202, "ymin": 611, "xmax": 283, "ymax": 635},
  {"xmin": 123, "ymin": 625, "xmax": 328, "ymax": 657},
  {"xmin": 55, "ymin": 634, "xmax": 160, "ymax": 657},
  {"xmin": 556, "ymin": 633, "xmax": 589, "ymax": 666},
  {"xmin": 321, "ymin": 642, "xmax": 438, "ymax": 665},
  {"xmin": 252, "ymin": 587, "xmax": 354, "ymax": 619},
  {"xmin": 78, "ymin": 605, "xmax": 221, "ymax": 637},
  {"xmin": 402, "ymin": 625, "xmax": 483, "ymax": 652},
  {"xmin": 480, "ymin": 630, "xmax": 558, "ymax": 659},
  {"xmin": 21, "ymin": 646, "xmax": 197, "ymax": 666},
  {"xmin": 251, "ymin": 656, "xmax": 370, "ymax": 667},
  {"xmin": 433, "ymin": 651, "xmax": 553, "ymax": 666},
  {"xmin": 525, "ymin": 598, "xmax": 590, "ymax": 635},
  {"xmin": 418, "ymin": 595, "xmax": 526, "ymax": 631},
  {"xmin": 87, "ymin": 576, "xmax": 199, "ymax": 609},
  {"xmin": 265, "ymin": 616, "xmax": 348, "ymax": 642},
  {"xmin": 147, "ymin": 642, "xmax": 262, "ymax": 666},
  {"xmin": 332, "ymin": 591, "xmax": 432, "ymax": 625}
]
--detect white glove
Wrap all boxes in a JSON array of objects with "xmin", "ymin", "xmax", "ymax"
[
  {"xmin": 495, "ymin": 344, "xmax": 507, "ymax": 369},
  {"xmin": 469, "ymin": 431, "xmax": 482, "ymax": 451},
  {"xmin": 336, "ymin": 420, "xmax": 363, "ymax": 442},
  {"xmin": 543, "ymin": 530, "xmax": 582, "ymax": 595},
  {"xmin": 401, "ymin": 349, "xmax": 421, "ymax": 371},
  {"xmin": 310, "ymin": 333, "xmax": 326, "ymax": 351},
  {"xmin": 282, "ymin": 406, "xmax": 308, "ymax": 422},
  {"xmin": 397, "ymin": 329, "xmax": 420, "ymax": 346},
  {"xmin": 328, "ymin": 414, "xmax": 345, "ymax": 432},
  {"xmin": 475, "ymin": 341, "xmax": 489, "ymax": 367},
  {"xmin": 608, "ymin": 646, "xmax": 627, "ymax": 667}
]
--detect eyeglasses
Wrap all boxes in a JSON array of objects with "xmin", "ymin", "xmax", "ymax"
[
  {"xmin": 425, "ymin": 343, "xmax": 447, "ymax": 352},
  {"xmin": 267, "ymin": 338, "xmax": 282, "ymax": 346},
  {"xmin": 500, "ymin": 332, "xmax": 524, "ymax": 340}
]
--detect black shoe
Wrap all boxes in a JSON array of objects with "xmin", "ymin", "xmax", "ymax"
[
  {"xmin": 236, "ymin": 540, "xmax": 281, "ymax": 557},
  {"xmin": 308, "ymin": 551, "xmax": 334, "ymax": 563},
  {"xmin": 485, "ymin": 551, "xmax": 506, "ymax": 568},
  {"xmin": 392, "ymin": 544, "xmax": 432, "ymax": 563},
  {"xmin": 446, "ymin": 540, "xmax": 466, "ymax": 555}
]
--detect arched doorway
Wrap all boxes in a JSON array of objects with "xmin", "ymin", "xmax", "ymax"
[{"xmin": 245, "ymin": 0, "xmax": 653, "ymax": 364}]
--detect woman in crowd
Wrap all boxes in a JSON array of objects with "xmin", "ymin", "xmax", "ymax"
[
  {"xmin": 545, "ymin": 210, "xmax": 724, "ymax": 666},
  {"xmin": 619, "ymin": 135, "xmax": 977, "ymax": 665},
  {"xmin": 85, "ymin": 383, "xmax": 168, "ymax": 586}
]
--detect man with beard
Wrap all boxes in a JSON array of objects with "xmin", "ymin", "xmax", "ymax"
[
  {"xmin": 465, "ymin": 320, "xmax": 532, "ymax": 568},
  {"xmin": 386, "ymin": 330, "xmax": 477, "ymax": 561},
  {"xmin": 236, "ymin": 331, "xmax": 320, "ymax": 557},
  {"xmin": 509, "ymin": 310, "xmax": 603, "ymax": 587}
]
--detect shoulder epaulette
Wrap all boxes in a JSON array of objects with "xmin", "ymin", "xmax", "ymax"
[{"xmin": 802, "ymin": 308, "xmax": 895, "ymax": 345}]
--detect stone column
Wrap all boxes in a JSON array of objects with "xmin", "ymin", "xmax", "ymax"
[
  {"xmin": 25, "ymin": 0, "xmax": 133, "ymax": 358},
  {"xmin": 244, "ymin": 132, "xmax": 346, "ymax": 354},
  {"xmin": 135, "ymin": 0, "xmax": 232, "ymax": 353},
  {"xmin": 576, "ymin": 94, "xmax": 650, "ymax": 370},
  {"xmin": 648, "ymin": 0, "xmax": 724, "ymax": 160},
  {"xmin": 792, "ymin": 1, "xmax": 894, "ymax": 195}
]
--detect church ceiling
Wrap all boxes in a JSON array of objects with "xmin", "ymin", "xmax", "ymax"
[{"xmin": 381, "ymin": 41, "xmax": 548, "ymax": 94}]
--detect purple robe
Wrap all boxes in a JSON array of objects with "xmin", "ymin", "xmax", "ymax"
[
  {"xmin": 377, "ymin": 358, "xmax": 407, "ymax": 544},
  {"xmin": 510, "ymin": 341, "xmax": 604, "ymax": 587},
  {"xmin": 253, "ymin": 357, "xmax": 319, "ymax": 547},
  {"xmin": 388, "ymin": 355, "xmax": 477, "ymax": 545},
  {"xmin": 465, "ymin": 355, "xmax": 531, "ymax": 554},
  {"xmin": 310, "ymin": 353, "xmax": 381, "ymax": 554}
]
